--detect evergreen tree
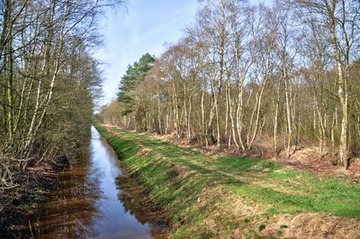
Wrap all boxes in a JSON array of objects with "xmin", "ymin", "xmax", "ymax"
[{"xmin": 118, "ymin": 53, "xmax": 155, "ymax": 116}]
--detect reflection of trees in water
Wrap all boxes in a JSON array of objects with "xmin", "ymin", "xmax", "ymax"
[
  {"xmin": 19, "ymin": 133, "xmax": 168, "ymax": 239},
  {"xmin": 116, "ymin": 176, "xmax": 169, "ymax": 237},
  {"xmin": 24, "ymin": 158, "xmax": 104, "ymax": 239}
]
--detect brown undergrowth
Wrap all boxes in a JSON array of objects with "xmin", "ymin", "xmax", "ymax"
[
  {"xmin": 260, "ymin": 213, "xmax": 360, "ymax": 239},
  {"xmin": 146, "ymin": 132, "xmax": 360, "ymax": 184},
  {"xmin": 0, "ymin": 156, "xmax": 71, "ymax": 238}
]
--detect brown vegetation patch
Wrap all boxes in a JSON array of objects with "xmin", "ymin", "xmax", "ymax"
[
  {"xmin": 276, "ymin": 147, "xmax": 360, "ymax": 183},
  {"xmin": 136, "ymin": 147, "xmax": 153, "ymax": 157},
  {"xmin": 143, "ymin": 129, "xmax": 360, "ymax": 184},
  {"xmin": 260, "ymin": 213, "xmax": 360, "ymax": 239},
  {"xmin": 184, "ymin": 184, "xmax": 360, "ymax": 239},
  {"xmin": 187, "ymin": 186, "xmax": 272, "ymax": 238},
  {"xmin": 204, "ymin": 192, "xmax": 360, "ymax": 239},
  {"xmin": 0, "ymin": 155, "xmax": 71, "ymax": 237}
]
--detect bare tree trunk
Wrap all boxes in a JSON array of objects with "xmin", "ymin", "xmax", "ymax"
[
  {"xmin": 187, "ymin": 94, "xmax": 193, "ymax": 143},
  {"xmin": 228, "ymin": 82, "xmax": 239, "ymax": 149},
  {"xmin": 201, "ymin": 81, "xmax": 206, "ymax": 143},
  {"xmin": 165, "ymin": 113, "xmax": 169, "ymax": 134},
  {"xmin": 157, "ymin": 86, "xmax": 162, "ymax": 134},
  {"xmin": 215, "ymin": 98, "xmax": 221, "ymax": 148},
  {"xmin": 274, "ymin": 80, "xmax": 281, "ymax": 158},
  {"xmin": 282, "ymin": 60, "xmax": 293, "ymax": 159},
  {"xmin": 225, "ymin": 81, "xmax": 230, "ymax": 147},
  {"xmin": 247, "ymin": 80, "xmax": 266, "ymax": 149},
  {"xmin": 172, "ymin": 82, "xmax": 180, "ymax": 137},
  {"xmin": 331, "ymin": 109, "xmax": 336, "ymax": 156},
  {"xmin": 315, "ymin": 100, "xmax": 326, "ymax": 158},
  {"xmin": 5, "ymin": 25, "xmax": 14, "ymax": 146},
  {"xmin": 206, "ymin": 88, "xmax": 216, "ymax": 147},
  {"xmin": 235, "ymin": 78, "xmax": 246, "ymax": 151},
  {"xmin": 329, "ymin": 1, "xmax": 349, "ymax": 169},
  {"xmin": 226, "ymin": 81, "xmax": 239, "ymax": 149},
  {"xmin": 206, "ymin": 71, "xmax": 221, "ymax": 147},
  {"xmin": 0, "ymin": 0, "xmax": 14, "ymax": 149}
]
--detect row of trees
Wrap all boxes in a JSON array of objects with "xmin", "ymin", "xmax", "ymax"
[
  {"xmin": 97, "ymin": 0, "xmax": 360, "ymax": 169},
  {"xmin": 0, "ymin": 0, "xmax": 125, "ymax": 188}
]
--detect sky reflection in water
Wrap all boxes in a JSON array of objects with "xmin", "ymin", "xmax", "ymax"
[{"xmin": 21, "ymin": 127, "xmax": 165, "ymax": 238}]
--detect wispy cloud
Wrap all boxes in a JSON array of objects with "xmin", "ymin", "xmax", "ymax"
[{"xmin": 119, "ymin": 1, "xmax": 198, "ymax": 52}]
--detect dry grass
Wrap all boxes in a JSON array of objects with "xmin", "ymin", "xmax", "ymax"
[{"xmin": 261, "ymin": 213, "xmax": 360, "ymax": 239}]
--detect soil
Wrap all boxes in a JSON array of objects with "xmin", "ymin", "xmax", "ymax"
[{"xmin": 0, "ymin": 156, "xmax": 71, "ymax": 238}]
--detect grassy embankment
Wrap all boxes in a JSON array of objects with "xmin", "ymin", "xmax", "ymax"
[{"xmin": 96, "ymin": 125, "xmax": 360, "ymax": 239}]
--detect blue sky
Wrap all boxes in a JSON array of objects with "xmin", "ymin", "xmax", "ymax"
[
  {"xmin": 95, "ymin": 0, "xmax": 199, "ymax": 106},
  {"xmin": 95, "ymin": 0, "xmax": 270, "ymax": 106}
]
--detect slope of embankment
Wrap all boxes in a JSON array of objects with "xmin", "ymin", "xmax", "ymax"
[
  {"xmin": 97, "ymin": 124, "xmax": 360, "ymax": 239},
  {"xmin": 0, "ymin": 156, "xmax": 71, "ymax": 237}
]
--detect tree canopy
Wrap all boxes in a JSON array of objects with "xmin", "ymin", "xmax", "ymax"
[
  {"xmin": 0, "ymin": 0, "xmax": 126, "ymax": 188},
  {"xmin": 117, "ymin": 53, "xmax": 155, "ymax": 115},
  {"xmin": 97, "ymin": 0, "xmax": 360, "ymax": 170}
]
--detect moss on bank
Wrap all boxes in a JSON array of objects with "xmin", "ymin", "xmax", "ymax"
[{"xmin": 96, "ymin": 124, "xmax": 360, "ymax": 238}]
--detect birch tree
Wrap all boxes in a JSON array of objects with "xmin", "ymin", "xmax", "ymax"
[
  {"xmin": 196, "ymin": 0, "xmax": 245, "ymax": 148},
  {"xmin": 293, "ymin": 0, "xmax": 360, "ymax": 168},
  {"xmin": 0, "ymin": 0, "xmax": 126, "ymax": 188}
]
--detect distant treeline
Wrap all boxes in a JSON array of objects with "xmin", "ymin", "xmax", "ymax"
[{"xmin": 97, "ymin": 0, "xmax": 360, "ymax": 169}]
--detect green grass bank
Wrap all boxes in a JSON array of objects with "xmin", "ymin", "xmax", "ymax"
[{"xmin": 96, "ymin": 125, "xmax": 360, "ymax": 239}]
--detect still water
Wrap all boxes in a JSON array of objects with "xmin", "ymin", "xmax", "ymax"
[{"xmin": 24, "ymin": 127, "xmax": 165, "ymax": 238}]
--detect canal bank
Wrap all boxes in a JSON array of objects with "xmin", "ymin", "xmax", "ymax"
[
  {"xmin": 11, "ymin": 127, "xmax": 167, "ymax": 238},
  {"xmin": 97, "ymin": 124, "xmax": 360, "ymax": 239},
  {"xmin": 0, "ymin": 150, "xmax": 73, "ymax": 238}
]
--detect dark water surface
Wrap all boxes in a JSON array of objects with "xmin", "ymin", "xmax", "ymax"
[{"xmin": 22, "ymin": 127, "xmax": 165, "ymax": 238}]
